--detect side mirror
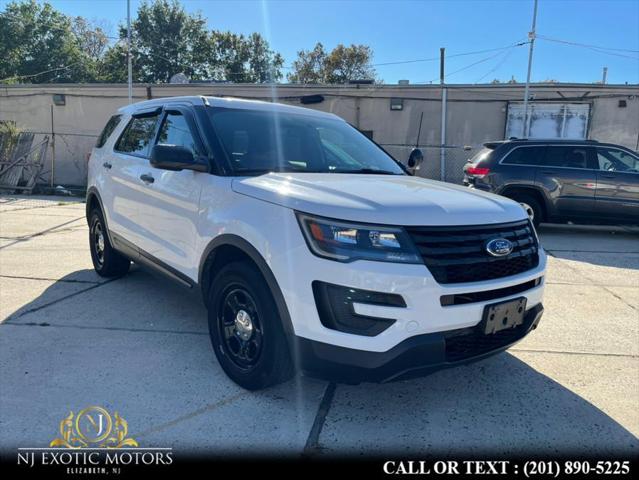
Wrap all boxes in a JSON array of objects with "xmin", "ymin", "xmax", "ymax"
[
  {"xmin": 407, "ymin": 148, "xmax": 424, "ymax": 170},
  {"xmin": 150, "ymin": 144, "xmax": 208, "ymax": 172}
]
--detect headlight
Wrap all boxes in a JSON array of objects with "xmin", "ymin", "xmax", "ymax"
[{"xmin": 296, "ymin": 212, "xmax": 422, "ymax": 264}]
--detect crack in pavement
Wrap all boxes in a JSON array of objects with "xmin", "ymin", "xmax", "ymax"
[
  {"xmin": 0, "ymin": 216, "xmax": 84, "ymax": 250},
  {"xmin": 511, "ymin": 347, "xmax": 638, "ymax": 358},
  {"xmin": 1, "ymin": 321, "xmax": 208, "ymax": 336},
  {"xmin": 303, "ymin": 382, "xmax": 337, "ymax": 457},
  {"xmin": 0, "ymin": 274, "xmax": 100, "ymax": 284},
  {"xmin": 545, "ymin": 251, "xmax": 638, "ymax": 312},
  {"xmin": 135, "ymin": 392, "xmax": 250, "ymax": 439},
  {"xmin": 2, "ymin": 277, "xmax": 119, "ymax": 323},
  {"xmin": 546, "ymin": 249, "xmax": 639, "ymax": 254}
]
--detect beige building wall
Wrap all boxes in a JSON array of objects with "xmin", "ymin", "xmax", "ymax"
[{"xmin": 1, "ymin": 83, "xmax": 637, "ymax": 186}]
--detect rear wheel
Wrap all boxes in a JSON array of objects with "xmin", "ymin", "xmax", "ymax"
[
  {"xmin": 208, "ymin": 261, "xmax": 293, "ymax": 390},
  {"xmin": 507, "ymin": 192, "xmax": 543, "ymax": 228},
  {"xmin": 89, "ymin": 209, "xmax": 130, "ymax": 277}
]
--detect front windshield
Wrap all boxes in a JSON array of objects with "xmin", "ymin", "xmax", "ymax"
[{"xmin": 208, "ymin": 108, "xmax": 405, "ymax": 175}]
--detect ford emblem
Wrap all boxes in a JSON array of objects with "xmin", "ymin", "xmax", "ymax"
[{"xmin": 486, "ymin": 238, "xmax": 513, "ymax": 257}]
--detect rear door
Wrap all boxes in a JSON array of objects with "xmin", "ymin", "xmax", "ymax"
[
  {"xmin": 496, "ymin": 145, "xmax": 546, "ymax": 191},
  {"xmin": 109, "ymin": 109, "xmax": 161, "ymax": 247},
  {"xmin": 133, "ymin": 106, "xmax": 205, "ymax": 276},
  {"xmin": 594, "ymin": 146, "xmax": 639, "ymax": 223},
  {"xmin": 535, "ymin": 145, "xmax": 598, "ymax": 220}
]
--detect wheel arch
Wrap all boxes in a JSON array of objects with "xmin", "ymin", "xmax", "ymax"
[
  {"xmin": 198, "ymin": 235, "xmax": 296, "ymax": 342},
  {"xmin": 85, "ymin": 187, "xmax": 117, "ymax": 245},
  {"xmin": 499, "ymin": 184, "xmax": 550, "ymax": 221}
]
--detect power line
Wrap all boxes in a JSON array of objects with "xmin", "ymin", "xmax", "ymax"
[
  {"xmin": 474, "ymin": 48, "xmax": 514, "ymax": 83},
  {"xmin": 536, "ymin": 35, "xmax": 639, "ymax": 54},
  {"xmin": 417, "ymin": 45, "xmax": 525, "ymax": 84},
  {"xmin": 0, "ymin": 63, "xmax": 80, "ymax": 83},
  {"xmin": 537, "ymin": 35, "xmax": 639, "ymax": 60},
  {"xmin": 371, "ymin": 41, "xmax": 528, "ymax": 67}
]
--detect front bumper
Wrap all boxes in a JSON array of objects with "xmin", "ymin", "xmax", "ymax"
[{"xmin": 296, "ymin": 303, "xmax": 544, "ymax": 384}]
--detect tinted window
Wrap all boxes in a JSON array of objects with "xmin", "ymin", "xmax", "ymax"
[
  {"xmin": 596, "ymin": 147, "xmax": 639, "ymax": 173},
  {"xmin": 157, "ymin": 112, "xmax": 198, "ymax": 154},
  {"xmin": 543, "ymin": 146, "xmax": 594, "ymax": 169},
  {"xmin": 209, "ymin": 109, "xmax": 404, "ymax": 175},
  {"xmin": 96, "ymin": 115, "xmax": 122, "ymax": 148},
  {"xmin": 469, "ymin": 147, "xmax": 493, "ymax": 164},
  {"xmin": 502, "ymin": 146, "xmax": 545, "ymax": 165},
  {"xmin": 114, "ymin": 115, "xmax": 159, "ymax": 157}
]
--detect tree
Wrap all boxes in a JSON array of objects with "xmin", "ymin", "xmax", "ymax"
[
  {"xmin": 0, "ymin": 0, "xmax": 284, "ymax": 84},
  {"xmin": 71, "ymin": 17, "xmax": 110, "ymax": 80},
  {"xmin": 287, "ymin": 42, "xmax": 326, "ymax": 84},
  {"xmin": 288, "ymin": 42, "xmax": 376, "ymax": 84},
  {"xmin": 0, "ymin": 0, "xmax": 91, "ymax": 83},
  {"xmin": 209, "ymin": 31, "xmax": 283, "ymax": 83},
  {"xmin": 104, "ymin": 0, "xmax": 211, "ymax": 83}
]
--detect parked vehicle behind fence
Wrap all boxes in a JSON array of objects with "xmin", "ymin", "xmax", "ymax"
[{"xmin": 463, "ymin": 138, "xmax": 639, "ymax": 226}]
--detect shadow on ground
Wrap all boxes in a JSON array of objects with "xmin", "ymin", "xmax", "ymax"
[
  {"xmin": 1, "ymin": 266, "xmax": 636, "ymax": 456},
  {"xmin": 538, "ymin": 223, "xmax": 639, "ymax": 270}
]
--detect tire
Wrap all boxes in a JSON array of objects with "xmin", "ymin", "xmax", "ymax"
[
  {"xmin": 207, "ymin": 261, "xmax": 294, "ymax": 390},
  {"xmin": 507, "ymin": 192, "xmax": 543, "ymax": 228},
  {"xmin": 89, "ymin": 209, "xmax": 130, "ymax": 277}
]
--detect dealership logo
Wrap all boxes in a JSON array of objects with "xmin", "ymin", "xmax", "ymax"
[
  {"xmin": 485, "ymin": 238, "xmax": 514, "ymax": 257},
  {"xmin": 50, "ymin": 406, "xmax": 138, "ymax": 449}
]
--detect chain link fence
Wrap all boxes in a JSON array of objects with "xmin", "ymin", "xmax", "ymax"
[{"xmin": 381, "ymin": 144, "xmax": 480, "ymax": 184}]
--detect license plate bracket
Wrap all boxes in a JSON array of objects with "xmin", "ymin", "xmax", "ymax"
[{"xmin": 482, "ymin": 297, "xmax": 527, "ymax": 335}]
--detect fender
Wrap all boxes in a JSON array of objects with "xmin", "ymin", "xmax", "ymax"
[
  {"xmin": 498, "ymin": 184, "xmax": 554, "ymax": 218},
  {"xmin": 85, "ymin": 187, "xmax": 116, "ymax": 246},
  {"xmin": 198, "ymin": 234, "xmax": 296, "ymax": 341}
]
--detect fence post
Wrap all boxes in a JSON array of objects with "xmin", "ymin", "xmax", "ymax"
[
  {"xmin": 440, "ymin": 87, "xmax": 447, "ymax": 181},
  {"xmin": 50, "ymin": 105, "xmax": 55, "ymax": 187}
]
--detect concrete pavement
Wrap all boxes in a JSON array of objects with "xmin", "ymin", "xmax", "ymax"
[{"xmin": 0, "ymin": 195, "xmax": 637, "ymax": 457}]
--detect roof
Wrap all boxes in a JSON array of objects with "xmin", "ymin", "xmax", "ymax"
[
  {"xmin": 483, "ymin": 138, "xmax": 638, "ymax": 150},
  {"xmin": 117, "ymin": 95, "xmax": 341, "ymax": 120}
]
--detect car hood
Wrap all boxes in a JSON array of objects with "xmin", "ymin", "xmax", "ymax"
[{"xmin": 231, "ymin": 173, "xmax": 527, "ymax": 226}]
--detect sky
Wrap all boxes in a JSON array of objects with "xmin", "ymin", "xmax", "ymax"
[{"xmin": 3, "ymin": 0, "xmax": 639, "ymax": 84}]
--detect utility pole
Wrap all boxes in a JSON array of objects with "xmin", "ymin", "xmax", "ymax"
[
  {"xmin": 127, "ymin": 0, "xmax": 132, "ymax": 104},
  {"xmin": 440, "ymin": 47, "xmax": 447, "ymax": 181},
  {"xmin": 522, "ymin": 0, "xmax": 538, "ymax": 138}
]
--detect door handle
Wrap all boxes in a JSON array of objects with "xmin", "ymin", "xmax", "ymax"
[
  {"xmin": 140, "ymin": 174, "xmax": 155, "ymax": 184},
  {"xmin": 102, "ymin": 162, "xmax": 112, "ymax": 169},
  {"xmin": 540, "ymin": 170, "xmax": 554, "ymax": 175},
  {"xmin": 600, "ymin": 173, "xmax": 616, "ymax": 178}
]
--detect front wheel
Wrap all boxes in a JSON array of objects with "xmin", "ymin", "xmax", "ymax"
[
  {"xmin": 207, "ymin": 261, "xmax": 293, "ymax": 390},
  {"xmin": 508, "ymin": 193, "xmax": 543, "ymax": 228}
]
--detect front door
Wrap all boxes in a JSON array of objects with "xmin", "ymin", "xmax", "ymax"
[
  {"xmin": 594, "ymin": 146, "xmax": 639, "ymax": 224},
  {"xmin": 535, "ymin": 145, "xmax": 598, "ymax": 220},
  {"xmin": 134, "ymin": 107, "xmax": 205, "ymax": 278}
]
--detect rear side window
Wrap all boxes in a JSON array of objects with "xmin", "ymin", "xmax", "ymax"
[
  {"xmin": 469, "ymin": 147, "xmax": 493, "ymax": 164},
  {"xmin": 502, "ymin": 146, "xmax": 545, "ymax": 165},
  {"xmin": 543, "ymin": 146, "xmax": 595, "ymax": 169},
  {"xmin": 114, "ymin": 115, "xmax": 160, "ymax": 157},
  {"xmin": 95, "ymin": 115, "xmax": 122, "ymax": 148}
]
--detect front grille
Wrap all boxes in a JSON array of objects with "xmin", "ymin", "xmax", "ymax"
[
  {"xmin": 445, "ymin": 322, "xmax": 530, "ymax": 362},
  {"xmin": 406, "ymin": 220, "xmax": 539, "ymax": 284}
]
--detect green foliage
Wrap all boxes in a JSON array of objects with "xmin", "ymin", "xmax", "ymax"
[
  {"xmin": 0, "ymin": 120, "xmax": 22, "ymax": 162},
  {"xmin": 0, "ymin": 0, "xmax": 92, "ymax": 83},
  {"xmin": 1, "ymin": 0, "xmax": 284, "ymax": 84},
  {"xmin": 288, "ymin": 42, "xmax": 376, "ymax": 84}
]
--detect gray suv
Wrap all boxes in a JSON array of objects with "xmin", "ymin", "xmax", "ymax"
[{"xmin": 463, "ymin": 139, "xmax": 639, "ymax": 226}]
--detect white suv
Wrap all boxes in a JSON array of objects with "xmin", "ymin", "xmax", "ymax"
[{"xmin": 87, "ymin": 96, "xmax": 546, "ymax": 390}]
